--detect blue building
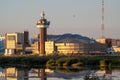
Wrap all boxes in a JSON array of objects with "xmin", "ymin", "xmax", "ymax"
[{"xmin": 0, "ymin": 36, "xmax": 5, "ymax": 54}]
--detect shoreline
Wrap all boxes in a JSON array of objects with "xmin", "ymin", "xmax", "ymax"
[{"xmin": 0, "ymin": 55, "xmax": 120, "ymax": 67}]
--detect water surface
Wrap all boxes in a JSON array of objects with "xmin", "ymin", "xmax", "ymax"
[{"xmin": 0, "ymin": 66, "xmax": 120, "ymax": 80}]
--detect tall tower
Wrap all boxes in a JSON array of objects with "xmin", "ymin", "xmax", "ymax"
[
  {"xmin": 36, "ymin": 12, "xmax": 50, "ymax": 56},
  {"xmin": 101, "ymin": 0, "xmax": 105, "ymax": 38}
]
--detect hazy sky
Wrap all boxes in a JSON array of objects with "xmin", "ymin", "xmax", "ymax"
[{"xmin": 0, "ymin": 0, "xmax": 120, "ymax": 39}]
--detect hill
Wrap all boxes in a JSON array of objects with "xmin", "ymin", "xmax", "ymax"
[{"xmin": 47, "ymin": 33, "xmax": 93, "ymax": 43}]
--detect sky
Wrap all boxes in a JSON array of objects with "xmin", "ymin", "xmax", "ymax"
[{"xmin": 0, "ymin": 0, "xmax": 120, "ymax": 39}]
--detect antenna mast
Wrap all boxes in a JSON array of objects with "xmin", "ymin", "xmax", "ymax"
[{"xmin": 101, "ymin": 0, "xmax": 105, "ymax": 38}]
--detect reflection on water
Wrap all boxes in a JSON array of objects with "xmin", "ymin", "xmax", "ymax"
[
  {"xmin": 0, "ymin": 66, "xmax": 120, "ymax": 80},
  {"xmin": 0, "ymin": 67, "xmax": 47, "ymax": 80}
]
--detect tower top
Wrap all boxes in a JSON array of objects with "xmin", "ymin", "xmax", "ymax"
[
  {"xmin": 36, "ymin": 11, "xmax": 50, "ymax": 28},
  {"xmin": 41, "ymin": 11, "xmax": 45, "ymax": 19}
]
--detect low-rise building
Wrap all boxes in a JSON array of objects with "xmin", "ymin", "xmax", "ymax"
[
  {"xmin": 45, "ymin": 41, "xmax": 56, "ymax": 55},
  {"xmin": 31, "ymin": 34, "xmax": 107, "ymax": 55},
  {"xmin": 5, "ymin": 31, "xmax": 29, "ymax": 55},
  {"xmin": 113, "ymin": 46, "xmax": 120, "ymax": 53},
  {"xmin": 31, "ymin": 34, "xmax": 39, "ymax": 54},
  {"xmin": 0, "ymin": 35, "xmax": 5, "ymax": 53},
  {"xmin": 31, "ymin": 41, "xmax": 39, "ymax": 54},
  {"xmin": 31, "ymin": 41, "xmax": 56, "ymax": 55},
  {"xmin": 96, "ymin": 38, "xmax": 120, "ymax": 53},
  {"xmin": 96, "ymin": 38, "xmax": 120, "ymax": 47},
  {"xmin": 31, "ymin": 40, "xmax": 106, "ymax": 55},
  {"xmin": 55, "ymin": 43, "xmax": 88, "ymax": 55}
]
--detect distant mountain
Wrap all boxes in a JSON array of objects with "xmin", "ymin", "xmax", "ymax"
[{"xmin": 47, "ymin": 33, "xmax": 93, "ymax": 43}]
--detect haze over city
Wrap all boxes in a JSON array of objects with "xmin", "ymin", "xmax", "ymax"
[{"xmin": 0, "ymin": 0, "xmax": 120, "ymax": 39}]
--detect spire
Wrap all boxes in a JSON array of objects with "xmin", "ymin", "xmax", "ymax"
[
  {"xmin": 41, "ymin": 11, "xmax": 45, "ymax": 19},
  {"xmin": 37, "ymin": 11, "xmax": 50, "ymax": 28},
  {"xmin": 101, "ymin": 0, "xmax": 105, "ymax": 38}
]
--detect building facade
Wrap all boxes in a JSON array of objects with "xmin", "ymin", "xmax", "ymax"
[
  {"xmin": 31, "ymin": 41, "xmax": 56, "ymax": 55},
  {"xmin": 31, "ymin": 40, "xmax": 106, "ymax": 55},
  {"xmin": 45, "ymin": 41, "xmax": 56, "ymax": 55},
  {"xmin": 55, "ymin": 43, "xmax": 88, "ymax": 55},
  {"xmin": 5, "ymin": 31, "xmax": 29, "ymax": 55},
  {"xmin": 0, "ymin": 36, "xmax": 5, "ymax": 53},
  {"xmin": 31, "ymin": 41, "xmax": 39, "ymax": 54},
  {"xmin": 96, "ymin": 38, "xmax": 120, "ymax": 47},
  {"xmin": 96, "ymin": 38, "xmax": 120, "ymax": 53}
]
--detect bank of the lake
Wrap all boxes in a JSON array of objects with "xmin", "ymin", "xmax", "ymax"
[{"xmin": 0, "ymin": 55, "xmax": 120, "ymax": 67}]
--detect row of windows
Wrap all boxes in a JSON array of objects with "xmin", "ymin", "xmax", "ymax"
[
  {"xmin": 58, "ymin": 47, "xmax": 86, "ymax": 50},
  {"xmin": 45, "ymin": 48, "xmax": 54, "ymax": 50},
  {"xmin": 7, "ymin": 41, "xmax": 16, "ymax": 43},
  {"xmin": 6, "ymin": 46, "xmax": 15, "ymax": 49},
  {"xmin": 7, "ymin": 44, "xmax": 15, "ymax": 46},
  {"xmin": 45, "ymin": 45, "xmax": 54, "ymax": 47},
  {"xmin": 7, "ymin": 36, "xmax": 16, "ymax": 40},
  {"xmin": 57, "ymin": 47, "xmax": 85, "ymax": 49},
  {"xmin": 58, "ymin": 51, "xmax": 85, "ymax": 54},
  {"xmin": 58, "ymin": 49, "xmax": 84, "ymax": 51},
  {"xmin": 56, "ymin": 45, "xmax": 85, "ymax": 47}
]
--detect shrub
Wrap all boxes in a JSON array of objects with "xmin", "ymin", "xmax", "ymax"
[
  {"xmin": 56, "ymin": 58, "xmax": 67, "ymax": 66},
  {"xmin": 46, "ymin": 59, "xmax": 56, "ymax": 66},
  {"xmin": 72, "ymin": 62, "xmax": 83, "ymax": 67}
]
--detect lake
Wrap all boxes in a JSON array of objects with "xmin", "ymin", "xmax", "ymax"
[{"xmin": 0, "ymin": 65, "xmax": 120, "ymax": 80}]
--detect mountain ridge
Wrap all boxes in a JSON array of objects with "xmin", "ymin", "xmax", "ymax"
[{"xmin": 47, "ymin": 33, "xmax": 93, "ymax": 43}]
